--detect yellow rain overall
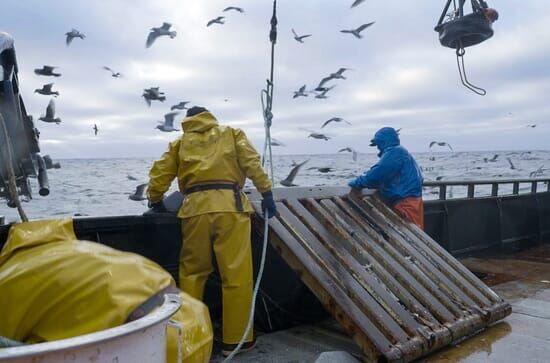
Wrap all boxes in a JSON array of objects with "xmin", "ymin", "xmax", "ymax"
[{"xmin": 147, "ymin": 111, "xmax": 272, "ymax": 345}]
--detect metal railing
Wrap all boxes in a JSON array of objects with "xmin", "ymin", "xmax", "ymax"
[{"xmin": 423, "ymin": 177, "xmax": 550, "ymax": 201}]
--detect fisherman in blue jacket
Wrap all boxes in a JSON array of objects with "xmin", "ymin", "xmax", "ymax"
[{"xmin": 348, "ymin": 127, "xmax": 425, "ymax": 228}]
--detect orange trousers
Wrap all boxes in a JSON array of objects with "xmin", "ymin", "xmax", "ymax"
[{"xmin": 393, "ymin": 197, "xmax": 424, "ymax": 229}]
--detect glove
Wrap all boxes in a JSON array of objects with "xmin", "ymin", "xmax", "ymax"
[
  {"xmin": 148, "ymin": 200, "xmax": 168, "ymax": 213},
  {"xmin": 261, "ymin": 191, "xmax": 277, "ymax": 219}
]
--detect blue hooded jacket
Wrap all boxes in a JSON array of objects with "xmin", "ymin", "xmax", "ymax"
[{"xmin": 348, "ymin": 127, "xmax": 423, "ymax": 205}]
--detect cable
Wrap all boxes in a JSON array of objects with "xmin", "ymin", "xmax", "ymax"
[{"xmin": 222, "ymin": 1, "xmax": 277, "ymax": 361}]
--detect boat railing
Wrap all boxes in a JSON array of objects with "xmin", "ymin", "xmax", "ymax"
[{"xmin": 423, "ymin": 177, "xmax": 550, "ymax": 201}]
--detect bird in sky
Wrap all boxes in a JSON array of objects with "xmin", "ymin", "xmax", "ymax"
[
  {"xmin": 38, "ymin": 99, "xmax": 61, "ymax": 124},
  {"xmin": 292, "ymin": 29, "xmax": 312, "ymax": 43},
  {"xmin": 526, "ymin": 124, "xmax": 537, "ymax": 128},
  {"xmin": 65, "ymin": 29, "xmax": 85, "ymax": 46},
  {"xmin": 223, "ymin": 6, "xmax": 244, "ymax": 13},
  {"xmin": 171, "ymin": 101, "xmax": 190, "ymax": 111},
  {"xmin": 485, "ymin": 154, "xmax": 499, "ymax": 162},
  {"xmin": 429, "ymin": 141, "xmax": 453, "ymax": 152},
  {"xmin": 321, "ymin": 117, "xmax": 351, "ymax": 128},
  {"xmin": 308, "ymin": 132, "xmax": 331, "ymax": 141},
  {"xmin": 146, "ymin": 22, "xmax": 177, "ymax": 48},
  {"xmin": 315, "ymin": 85, "xmax": 336, "ymax": 99},
  {"xmin": 156, "ymin": 112, "xmax": 180, "ymax": 132},
  {"xmin": 293, "ymin": 85, "xmax": 309, "ymax": 98},
  {"xmin": 317, "ymin": 68, "xmax": 351, "ymax": 90},
  {"xmin": 143, "ymin": 87, "xmax": 166, "ymax": 106},
  {"xmin": 129, "ymin": 184, "xmax": 147, "ymax": 201},
  {"xmin": 207, "ymin": 16, "xmax": 225, "ymax": 27},
  {"xmin": 281, "ymin": 160, "xmax": 309, "ymax": 187},
  {"xmin": 270, "ymin": 138, "xmax": 285, "ymax": 147},
  {"xmin": 351, "ymin": 0, "xmax": 367, "ymax": 8},
  {"xmin": 529, "ymin": 165, "xmax": 545, "ymax": 178},
  {"xmin": 34, "ymin": 65, "xmax": 61, "ymax": 77},
  {"xmin": 338, "ymin": 147, "xmax": 358, "ymax": 161},
  {"xmin": 127, "ymin": 174, "xmax": 138, "ymax": 181},
  {"xmin": 93, "ymin": 124, "xmax": 98, "ymax": 136},
  {"xmin": 340, "ymin": 22, "xmax": 375, "ymax": 39},
  {"xmin": 34, "ymin": 83, "xmax": 59, "ymax": 97},
  {"xmin": 102, "ymin": 66, "xmax": 121, "ymax": 78},
  {"xmin": 507, "ymin": 157, "xmax": 516, "ymax": 170}
]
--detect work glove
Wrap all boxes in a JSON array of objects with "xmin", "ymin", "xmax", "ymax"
[
  {"xmin": 148, "ymin": 200, "xmax": 168, "ymax": 213},
  {"xmin": 261, "ymin": 191, "xmax": 277, "ymax": 219}
]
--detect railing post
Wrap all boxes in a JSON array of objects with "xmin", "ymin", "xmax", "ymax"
[
  {"xmin": 513, "ymin": 182, "xmax": 519, "ymax": 195},
  {"xmin": 547, "ymin": 181, "xmax": 550, "ymax": 192},
  {"xmin": 439, "ymin": 185, "xmax": 447, "ymax": 200},
  {"xmin": 467, "ymin": 184, "xmax": 475, "ymax": 199},
  {"xmin": 531, "ymin": 182, "xmax": 537, "ymax": 194},
  {"xmin": 491, "ymin": 183, "xmax": 498, "ymax": 197}
]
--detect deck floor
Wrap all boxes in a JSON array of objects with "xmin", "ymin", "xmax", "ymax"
[{"xmin": 210, "ymin": 244, "xmax": 550, "ymax": 362}]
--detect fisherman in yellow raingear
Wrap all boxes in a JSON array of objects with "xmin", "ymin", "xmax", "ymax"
[{"xmin": 147, "ymin": 106, "xmax": 277, "ymax": 356}]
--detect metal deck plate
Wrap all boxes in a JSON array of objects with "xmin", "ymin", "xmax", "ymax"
[{"xmin": 249, "ymin": 187, "xmax": 512, "ymax": 362}]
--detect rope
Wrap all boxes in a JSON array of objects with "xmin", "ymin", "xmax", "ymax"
[
  {"xmin": 222, "ymin": 1, "xmax": 277, "ymax": 361},
  {"xmin": 455, "ymin": 46, "xmax": 487, "ymax": 96},
  {"xmin": 0, "ymin": 113, "xmax": 29, "ymax": 222}
]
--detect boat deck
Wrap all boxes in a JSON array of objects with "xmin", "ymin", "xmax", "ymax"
[{"xmin": 211, "ymin": 244, "xmax": 550, "ymax": 362}]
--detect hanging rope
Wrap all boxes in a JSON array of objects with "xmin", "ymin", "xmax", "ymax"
[
  {"xmin": 456, "ymin": 45, "xmax": 487, "ymax": 95},
  {"xmin": 223, "ymin": 1, "xmax": 277, "ymax": 361},
  {"xmin": 0, "ymin": 113, "xmax": 28, "ymax": 222}
]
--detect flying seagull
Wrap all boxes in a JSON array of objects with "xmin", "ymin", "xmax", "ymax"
[
  {"xmin": 281, "ymin": 160, "xmax": 309, "ymax": 187},
  {"xmin": 146, "ymin": 22, "xmax": 177, "ymax": 48},
  {"xmin": 484, "ymin": 154, "xmax": 499, "ymax": 163},
  {"xmin": 270, "ymin": 138, "xmax": 285, "ymax": 147},
  {"xmin": 207, "ymin": 16, "xmax": 225, "ymax": 27},
  {"xmin": 322, "ymin": 117, "xmax": 351, "ymax": 128},
  {"xmin": 38, "ymin": 99, "xmax": 61, "ymax": 124},
  {"xmin": 315, "ymin": 85, "xmax": 336, "ymax": 99},
  {"xmin": 156, "ymin": 112, "xmax": 180, "ymax": 132},
  {"xmin": 293, "ymin": 85, "xmax": 308, "ymax": 98},
  {"xmin": 65, "ymin": 29, "xmax": 85, "ymax": 46},
  {"xmin": 507, "ymin": 157, "xmax": 516, "ymax": 170},
  {"xmin": 340, "ymin": 22, "xmax": 375, "ymax": 39},
  {"xmin": 93, "ymin": 124, "xmax": 98, "ymax": 136},
  {"xmin": 429, "ymin": 141, "xmax": 453, "ymax": 152},
  {"xmin": 142, "ymin": 87, "xmax": 166, "ymax": 106},
  {"xmin": 129, "ymin": 184, "xmax": 147, "ymax": 201},
  {"xmin": 308, "ymin": 132, "xmax": 331, "ymax": 141},
  {"xmin": 317, "ymin": 68, "xmax": 351, "ymax": 90},
  {"xmin": 34, "ymin": 83, "xmax": 59, "ymax": 97},
  {"xmin": 102, "ymin": 66, "xmax": 121, "ymax": 78},
  {"xmin": 223, "ymin": 6, "xmax": 244, "ymax": 13},
  {"xmin": 34, "ymin": 65, "xmax": 61, "ymax": 77},
  {"xmin": 526, "ymin": 124, "xmax": 537, "ymax": 128},
  {"xmin": 171, "ymin": 101, "xmax": 190, "ymax": 111},
  {"xmin": 292, "ymin": 29, "xmax": 312, "ymax": 43},
  {"xmin": 127, "ymin": 174, "xmax": 138, "ymax": 181},
  {"xmin": 351, "ymin": 0, "xmax": 367, "ymax": 8},
  {"xmin": 308, "ymin": 167, "xmax": 334, "ymax": 173},
  {"xmin": 339, "ymin": 147, "xmax": 358, "ymax": 161},
  {"xmin": 529, "ymin": 165, "xmax": 545, "ymax": 178}
]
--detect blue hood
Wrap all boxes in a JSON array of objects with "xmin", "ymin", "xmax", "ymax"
[{"xmin": 372, "ymin": 127, "xmax": 400, "ymax": 155}]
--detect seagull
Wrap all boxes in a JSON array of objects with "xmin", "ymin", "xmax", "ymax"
[
  {"xmin": 223, "ymin": 6, "xmax": 244, "ymax": 13},
  {"xmin": 65, "ymin": 29, "xmax": 85, "ymax": 46},
  {"xmin": 102, "ymin": 66, "xmax": 121, "ymax": 78},
  {"xmin": 308, "ymin": 132, "xmax": 331, "ymax": 141},
  {"xmin": 351, "ymin": 0, "xmax": 367, "ymax": 8},
  {"xmin": 322, "ymin": 117, "xmax": 351, "ymax": 128},
  {"xmin": 338, "ymin": 147, "xmax": 358, "ymax": 161},
  {"xmin": 34, "ymin": 65, "xmax": 61, "ymax": 77},
  {"xmin": 429, "ymin": 141, "xmax": 453, "ymax": 152},
  {"xmin": 146, "ymin": 22, "xmax": 177, "ymax": 48},
  {"xmin": 34, "ymin": 83, "xmax": 59, "ymax": 97},
  {"xmin": 270, "ymin": 138, "xmax": 285, "ymax": 147},
  {"xmin": 281, "ymin": 160, "xmax": 309, "ymax": 187},
  {"xmin": 308, "ymin": 167, "xmax": 334, "ymax": 173},
  {"xmin": 93, "ymin": 124, "xmax": 98, "ymax": 136},
  {"xmin": 292, "ymin": 29, "xmax": 312, "ymax": 43},
  {"xmin": 340, "ymin": 22, "xmax": 375, "ymax": 39},
  {"xmin": 38, "ymin": 99, "xmax": 61, "ymax": 124},
  {"xmin": 293, "ymin": 85, "xmax": 309, "ymax": 98},
  {"xmin": 171, "ymin": 101, "xmax": 190, "ymax": 111},
  {"xmin": 142, "ymin": 87, "xmax": 166, "ymax": 106},
  {"xmin": 529, "ymin": 165, "xmax": 545, "ymax": 178},
  {"xmin": 485, "ymin": 154, "xmax": 499, "ymax": 162},
  {"xmin": 507, "ymin": 157, "xmax": 516, "ymax": 170},
  {"xmin": 315, "ymin": 85, "xmax": 336, "ymax": 99},
  {"xmin": 129, "ymin": 184, "xmax": 147, "ymax": 201},
  {"xmin": 317, "ymin": 68, "xmax": 351, "ymax": 90},
  {"xmin": 156, "ymin": 112, "xmax": 180, "ymax": 132},
  {"xmin": 526, "ymin": 124, "xmax": 537, "ymax": 128},
  {"xmin": 127, "ymin": 174, "xmax": 138, "ymax": 181},
  {"xmin": 207, "ymin": 16, "xmax": 225, "ymax": 27}
]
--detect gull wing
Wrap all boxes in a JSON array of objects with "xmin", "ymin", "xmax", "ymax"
[
  {"xmin": 164, "ymin": 112, "xmax": 179, "ymax": 127},
  {"xmin": 103, "ymin": 66, "xmax": 114, "ymax": 74},
  {"xmin": 299, "ymin": 34, "xmax": 312, "ymax": 40},
  {"xmin": 351, "ymin": 0, "xmax": 366, "ymax": 8},
  {"xmin": 429, "ymin": 141, "xmax": 437, "ymax": 149},
  {"xmin": 146, "ymin": 31, "xmax": 158, "ymax": 48},
  {"xmin": 43, "ymin": 83, "xmax": 54, "ymax": 92},
  {"xmin": 321, "ymin": 118, "xmax": 335, "ymax": 128},
  {"xmin": 46, "ymin": 99, "xmax": 55, "ymax": 119},
  {"xmin": 292, "ymin": 29, "xmax": 298, "ymax": 37},
  {"xmin": 135, "ymin": 183, "xmax": 147, "ymax": 197},
  {"xmin": 44, "ymin": 65, "xmax": 56, "ymax": 72},
  {"xmin": 356, "ymin": 22, "xmax": 375, "ymax": 33},
  {"xmin": 160, "ymin": 22, "xmax": 172, "ymax": 31},
  {"xmin": 317, "ymin": 75, "xmax": 334, "ymax": 89},
  {"xmin": 284, "ymin": 159, "xmax": 309, "ymax": 185},
  {"xmin": 445, "ymin": 143, "xmax": 454, "ymax": 152},
  {"xmin": 338, "ymin": 147, "xmax": 352, "ymax": 152}
]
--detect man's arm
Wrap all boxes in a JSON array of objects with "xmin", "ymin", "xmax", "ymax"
[
  {"xmin": 147, "ymin": 139, "xmax": 180, "ymax": 203},
  {"xmin": 233, "ymin": 128, "xmax": 272, "ymax": 193},
  {"xmin": 349, "ymin": 152, "xmax": 402, "ymax": 189}
]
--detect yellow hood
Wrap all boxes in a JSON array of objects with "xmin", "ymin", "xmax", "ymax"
[
  {"xmin": 0, "ymin": 219, "xmax": 75, "ymax": 265},
  {"xmin": 182, "ymin": 111, "xmax": 219, "ymax": 133}
]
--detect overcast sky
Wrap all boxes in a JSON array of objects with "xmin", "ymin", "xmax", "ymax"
[{"xmin": 3, "ymin": 0, "xmax": 550, "ymax": 158}]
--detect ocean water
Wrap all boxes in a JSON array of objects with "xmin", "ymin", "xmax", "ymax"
[{"xmin": 1, "ymin": 150, "xmax": 549, "ymax": 223}]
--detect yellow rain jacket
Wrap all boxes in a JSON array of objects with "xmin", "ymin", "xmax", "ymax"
[
  {"xmin": 0, "ymin": 219, "xmax": 213, "ymax": 363},
  {"xmin": 147, "ymin": 111, "xmax": 272, "ymax": 218}
]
